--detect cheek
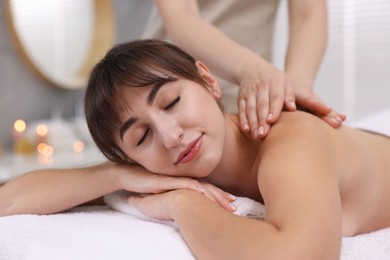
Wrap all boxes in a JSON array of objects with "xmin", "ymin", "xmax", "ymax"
[
  {"xmin": 184, "ymin": 92, "xmax": 222, "ymax": 121},
  {"xmin": 131, "ymin": 147, "xmax": 172, "ymax": 173}
]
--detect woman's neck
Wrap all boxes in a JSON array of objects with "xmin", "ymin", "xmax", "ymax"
[{"xmin": 203, "ymin": 114, "xmax": 261, "ymax": 198}]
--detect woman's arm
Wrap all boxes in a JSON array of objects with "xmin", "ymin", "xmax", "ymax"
[
  {"xmin": 128, "ymin": 112, "xmax": 343, "ymax": 259},
  {"xmin": 0, "ymin": 162, "xmax": 121, "ymax": 216},
  {"xmin": 0, "ymin": 161, "xmax": 235, "ymax": 216}
]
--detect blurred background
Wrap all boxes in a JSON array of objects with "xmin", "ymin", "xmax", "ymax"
[{"xmin": 0, "ymin": 0, "xmax": 389, "ymax": 155}]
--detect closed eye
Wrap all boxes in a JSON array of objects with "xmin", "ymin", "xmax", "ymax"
[
  {"xmin": 137, "ymin": 128, "xmax": 150, "ymax": 146},
  {"xmin": 164, "ymin": 96, "xmax": 180, "ymax": 110}
]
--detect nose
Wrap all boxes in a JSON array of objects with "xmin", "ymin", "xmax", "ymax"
[{"xmin": 155, "ymin": 115, "xmax": 184, "ymax": 148}]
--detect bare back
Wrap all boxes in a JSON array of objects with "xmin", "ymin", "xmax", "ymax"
[
  {"xmin": 208, "ymin": 111, "xmax": 390, "ymax": 237},
  {"xmin": 333, "ymin": 126, "xmax": 390, "ymax": 235},
  {"xmin": 269, "ymin": 112, "xmax": 390, "ymax": 236}
]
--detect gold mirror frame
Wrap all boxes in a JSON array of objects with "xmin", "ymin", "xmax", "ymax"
[{"xmin": 5, "ymin": 0, "xmax": 115, "ymax": 89}]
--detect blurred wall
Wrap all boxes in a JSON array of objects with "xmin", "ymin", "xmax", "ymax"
[
  {"xmin": 1, "ymin": 0, "xmax": 389, "ymax": 151},
  {"xmin": 273, "ymin": 0, "xmax": 390, "ymax": 122},
  {"xmin": 0, "ymin": 0, "xmax": 153, "ymax": 149}
]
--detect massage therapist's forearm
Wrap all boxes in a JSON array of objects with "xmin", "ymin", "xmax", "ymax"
[
  {"xmin": 285, "ymin": 0, "xmax": 327, "ymax": 88},
  {"xmin": 0, "ymin": 162, "xmax": 121, "ymax": 216},
  {"xmin": 155, "ymin": 0, "xmax": 265, "ymax": 85}
]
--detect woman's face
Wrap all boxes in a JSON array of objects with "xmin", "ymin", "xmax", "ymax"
[{"xmin": 115, "ymin": 64, "xmax": 226, "ymax": 177}]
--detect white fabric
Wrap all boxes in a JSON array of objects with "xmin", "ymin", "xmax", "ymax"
[
  {"xmin": 0, "ymin": 191, "xmax": 389, "ymax": 259},
  {"xmin": 0, "ymin": 206, "xmax": 193, "ymax": 260}
]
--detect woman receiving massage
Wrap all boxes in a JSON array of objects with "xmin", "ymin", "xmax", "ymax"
[{"xmin": 1, "ymin": 40, "xmax": 390, "ymax": 259}]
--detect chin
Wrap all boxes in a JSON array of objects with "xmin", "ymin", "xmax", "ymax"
[{"xmin": 194, "ymin": 154, "xmax": 221, "ymax": 178}]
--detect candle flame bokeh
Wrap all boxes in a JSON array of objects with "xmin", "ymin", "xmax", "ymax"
[
  {"xmin": 14, "ymin": 119, "xmax": 26, "ymax": 133},
  {"xmin": 36, "ymin": 124, "xmax": 48, "ymax": 136},
  {"xmin": 73, "ymin": 141, "xmax": 85, "ymax": 153}
]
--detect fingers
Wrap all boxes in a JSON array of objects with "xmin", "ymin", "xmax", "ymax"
[
  {"xmin": 282, "ymin": 80, "xmax": 297, "ymax": 113},
  {"xmin": 249, "ymin": 89, "xmax": 269, "ymax": 139},
  {"xmin": 169, "ymin": 178, "xmax": 237, "ymax": 212},
  {"xmin": 299, "ymin": 95, "xmax": 331, "ymax": 116},
  {"xmin": 295, "ymin": 90, "xmax": 346, "ymax": 128},
  {"xmin": 320, "ymin": 110, "xmax": 346, "ymax": 128},
  {"xmin": 199, "ymin": 183, "xmax": 236, "ymax": 212},
  {"xmin": 238, "ymin": 98, "xmax": 250, "ymax": 132},
  {"xmin": 149, "ymin": 175, "xmax": 236, "ymax": 211},
  {"xmin": 238, "ymin": 70, "xmax": 290, "ymax": 140},
  {"xmin": 238, "ymin": 83, "xmax": 274, "ymax": 140},
  {"xmin": 267, "ymin": 80, "xmax": 290, "ymax": 124}
]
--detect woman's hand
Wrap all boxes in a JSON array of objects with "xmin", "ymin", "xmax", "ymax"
[
  {"xmin": 112, "ymin": 162, "xmax": 236, "ymax": 208},
  {"xmin": 127, "ymin": 183, "xmax": 236, "ymax": 221}
]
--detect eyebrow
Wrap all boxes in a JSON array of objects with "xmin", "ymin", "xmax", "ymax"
[
  {"xmin": 147, "ymin": 81, "xmax": 167, "ymax": 105},
  {"xmin": 119, "ymin": 81, "xmax": 169, "ymax": 141},
  {"xmin": 119, "ymin": 117, "xmax": 136, "ymax": 141}
]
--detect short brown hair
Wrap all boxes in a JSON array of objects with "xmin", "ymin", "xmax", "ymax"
[{"xmin": 85, "ymin": 39, "xmax": 214, "ymax": 164}]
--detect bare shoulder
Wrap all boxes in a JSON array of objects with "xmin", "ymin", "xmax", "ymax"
[
  {"xmin": 257, "ymin": 110, "xmax": 339, "ymax": 180},
  {"xmin": 275, "ymin": 110, "xmax": 328, "ymax": 128},
  {"xmin": 262, "ymin": 111, "xmax": 362, "ymax": 166},
  {"xmin": 265, "ymin": 111, "xmax": 333, "ymax": 144}
]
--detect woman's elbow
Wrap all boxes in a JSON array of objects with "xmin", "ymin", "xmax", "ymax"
[{"xmin": 0, "ymin": 188, "xmax": 15, "ymax": 217}]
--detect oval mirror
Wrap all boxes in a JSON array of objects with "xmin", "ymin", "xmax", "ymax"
[{"xmin": 5, "ymin": 0, "xmax": 115, "ymax": 89}]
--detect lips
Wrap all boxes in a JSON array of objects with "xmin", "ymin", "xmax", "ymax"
[{"xmin": 175, "ymin": 135, "xmax": 203, "ymax": 164}]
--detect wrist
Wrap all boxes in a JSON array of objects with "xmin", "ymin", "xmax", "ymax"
[
  {"xmin": 170, "ymin": 190, "xmax": 209, "ymax": 220},
  {"xmin": 97, "ymin": 161, "xmax": 125, "ymax": 191},
  {"xmin": 235, "ymin": 51, "xmax": 269, "ymax": 85},
  {"xmin": 286, "ymin": 71, "xmax": 314, "ymax": 90}
]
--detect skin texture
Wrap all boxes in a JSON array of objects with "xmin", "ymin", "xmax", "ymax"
[
  {"xmin": 120, "ymin": 63, "xmax": 390, "ymax": 259},
  {"xmin": 0, "ymin": 51, "xmax": 389, "ymax": 259},
  {"xmin": 155, "ymin": 0, "xmax": 345, "ymax": 139}
]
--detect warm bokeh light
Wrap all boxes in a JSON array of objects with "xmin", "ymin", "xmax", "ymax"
[
  {"xmin": 73, "ymin": 141, "xmax": 85, "ymax": 153},
  {"xmin": 36, "ymin": 124, "xmax": 48, "ymax": 136},
  {"xmin": 14, "ymin": 119, "xmax": 26, "ymax": 133},
  {"xmin": 38, "ymin": 154, "xmax": 54, "ymax": 165},
  {"xmin": 37, "ymin": 143, "xmax": 54, "ymax": 156}
]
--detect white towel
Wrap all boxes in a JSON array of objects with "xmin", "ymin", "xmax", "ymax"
[
  {"xmin": 0, "ymin": 205, "xmax": 194, "ymax": 260},
  {"xmin": 0, "ymin": 192, "xmax": 389, "ymax": 259}
]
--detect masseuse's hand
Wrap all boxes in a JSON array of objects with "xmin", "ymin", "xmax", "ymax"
[
  {"xmin": 127, "ymin": 184, "xmax": 236, "ymax": 220},
  {"xmin": 293, "ymin": 86, "xmax": 346, "ymax": 128},
  {"xmin": 238, "ymin": 63, "xmax": 297, "ymax": 140},
  {"xmin": 237, "ymin": 62, "xmax": 346, "ymax": 139}
]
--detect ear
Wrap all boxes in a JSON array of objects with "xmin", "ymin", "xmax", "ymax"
[{"xmin": 195, "ymin": 60, "xmax": 221, "ymax": 99}]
